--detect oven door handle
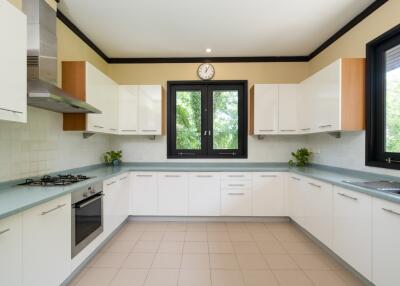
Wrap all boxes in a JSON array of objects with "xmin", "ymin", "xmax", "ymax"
[{"xmin": 74, "ymin": 194, "xmax": 104, "ymax": 209}]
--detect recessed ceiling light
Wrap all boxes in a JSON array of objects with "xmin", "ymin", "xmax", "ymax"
[{"xmin": 206, "ymin": 48, "xmax": 212, "ymax": 53}]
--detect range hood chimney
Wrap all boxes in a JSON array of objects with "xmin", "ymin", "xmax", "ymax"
[{"xmin": 22, "ymin": 0, "xmax": 100, "ymax": 114}]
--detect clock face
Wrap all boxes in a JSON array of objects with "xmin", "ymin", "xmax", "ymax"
[{"xmin": 198, "ymin": 63, "xmax": 215, "ymax": 80}]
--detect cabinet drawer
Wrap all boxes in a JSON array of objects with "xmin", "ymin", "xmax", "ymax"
[
  {"xmin": 221, "ymin": 180, "xmax": 252, "ymax": 189},
  {"xmin": 221, "ymin": 173, "xmax": 252, "ymax": 180},
  {"xmin": 221, "ymin": 188, "xmax": 252, "ymax": 216}
]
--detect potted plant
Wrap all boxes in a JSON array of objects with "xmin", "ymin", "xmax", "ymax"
[
  {"xmin": 103, "ymin": 150, "xmax": 122, "ymax": 166},
  {"xmin": 289, "ymin": 148, "xmax": 312, "ymax": 167}
]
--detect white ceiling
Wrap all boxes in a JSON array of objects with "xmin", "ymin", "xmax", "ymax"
[{"xmin": 59, "ymin": 0, "xmax": 375, "ymax": 58}]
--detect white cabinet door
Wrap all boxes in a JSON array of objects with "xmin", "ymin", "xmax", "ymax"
[
  {"xmin": 188, "ymin": 173, "xmax": 221, "ymax": 216},
  {"xmin": 333, "ymin": 186, "xmax": 372, "ymax": 280},
  {"xmin": 298, "ymin": 79, "xmax": 314, "ymax": 133},
  {"xmin": 252, "ymin": 173, "xmax": 285, "ymax": 216},
  {"xmin": 287, "ymin": 175, "xmax": 306, "ymax": 227},
  {"xmin": 0, "ymin": 0, "xmax": 26, "ymax": 123},
  {"xmin": 103, "ymin": 177, "xmax": 120, "ymax": 237},
  {"xmin": 313, "ymin": 60, "xmax": 341, "ymax": 132},
  {"xmin": 107, "ymin": 82, "xmax": 120, "ymax": 134},
  {"xmin": 158, "ymin": 173, "xmax": 188, "ymax": 215},
  {"xmin": 253, "ymin": 84, "xmax": 279, "ymax": 135},
  {"xmin": 116, "ymin": 173, "xmax": 130, "ymax": 224},
  {"xmin": 0, "ymin": 214, "xmax": 22, "ymax": 286},
  {"xmin": 221, "ymin": 188, "xmax": 252, "ymax": 216},
  {"xmin": 23, "ymin": 195, "xmax": 71, "ymax": 286},
  {"xmin": 119, "ymin": 85, "xmax": 139, "ymax": 134},
  {"xmin": 303, "ymin": 178, "xmax": 333, "ymax": 248},
  {"xmin": 138, "ymin": 85, "xmax": 162, "ymax": 135},
  {"xmin": 278, "ymin": 85, "xmax": 298, "ymax": 134},
  {"xmin": 372, "ymin": 198, "xmax": 400, "ymax": 286},
  {"xmin": 131, "ymin": 172, "xmax": 158, "ymax": 215}
]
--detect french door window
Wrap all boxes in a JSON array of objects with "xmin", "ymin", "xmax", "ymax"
[{"xmin": 167, "ymin": 81, "xmax": 247, "ymax": 158}]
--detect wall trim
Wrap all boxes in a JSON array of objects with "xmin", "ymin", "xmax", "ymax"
[{"xmin": 56, "ymin": 0, "xmax": 388, "ymax": 64}]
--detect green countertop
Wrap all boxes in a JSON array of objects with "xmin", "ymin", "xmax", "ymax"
[{"xmin": 0, "ymin": 162, "xmax": 399, "ymax": 220}]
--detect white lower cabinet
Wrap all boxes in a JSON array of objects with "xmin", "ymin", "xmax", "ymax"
[
  {"xmin": 158, "ymin": 173, "xmax": 188, "ymax": 215},
  {"xmin": 116, "ymin": 173, "xmax": 130, "ymax": 224},
  {"xmin": 0, "ymin": 213, "xmax": 22, "ymax": 286},
  {"xmin": 372, "ymin": 198, "xmax": 400, "ymax": 286},
  {"xmin": 221, "ymin": 174, "xmax": 252, "ymax": 216},
  {"xmin": 103, "ymin": 176, "xmax": 121, "ymax": 237},
  {"xmin": 252, "ymin": 173, "xmax": 285, "ymax": 216},
  {"xmin": 333, "ymin": 186, "xmax": 372, "ymax": 280},
  {"xmin": 188, "ymin": 173, "xmax": 221, "ymax": 216},
  {"xmin": 287, "ymin": 174, "xmax": 306, "ymax": 227},
  {"xmin": 303, "ymin": 178, "xmax": 333, "ymax": 248},
  {"xmin": 22, "ymin": 195, "xmax": 71, "ymax": 286},
  {"xmin": 131, "ymin": 172, "xmax": 158, "ymax": 215}
]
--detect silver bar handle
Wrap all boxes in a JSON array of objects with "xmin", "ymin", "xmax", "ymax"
[
  {"xmin": 258, "ymin": 129, "xmax": 275, "ymax": 132},
  {"xmin": 75, "ymin": 195, "xmax": 103, "ymax": 209},
  {"xmin": 0, "ymin": 107, "xmax": 23, "ymax": 114},
  {"xmin": 106, "ymin": 181, "xmax": 116, "ymax": 186},
  {"xmin": 203, "ymin": 131, "xmax": 208, "ymax": 136},
  {"xmin": 93, "ymin": 125, "xmax": 104, "ymax": 129},
  {"xmin": 228, "ymin": 175, "xmax": 244, "ymax": 178},
  {"xmin": 119, "ymin": 176, "xmax": 128, "ymax": 181},
  {"xmin": 219, "ymin": 152, "xmax": 236, "ymax": 155},
  {"xmin": 337, "ymin": 192, "xmax": 358, "ymax": 201},
  {"xmin": 260, "ymin": 175, "xmax": 277, "ymax": 178},
  {"xmin": 141, "ymin": 129, "xmax": 157, "ymax": 132},
  {"xmin": 136, "ymin": 174, "xmax": 153, "ymax": 178},
  {"xmin": 280, "ymin": 129, "xmax": 296, "ymax": 132},
  {"xmin": 290, "ymin": 176, "xmax": 300, "ymax": 181},
  {"xmin": 41, "ymin": 203, "xmax": 66, "ymax": 216},
  {"xmin": 228, "ymin": 184, "xmax": 245, "ymax": 187},
  {"xmin": 196, "ymin": 175, "xmax": 213, "ymax": 178},
  {"xmin": 309, "ymin": 182, "xmax": 321, "ymax": 188},
  {"xmin": 228, "ymin": 192, "xmax": 245, "ymax": 195},
  {"xmin": 165, "ymin": 175, "xmax": 181, "ymax": 178},
  {"xmin": 382, "ymin": 208, "xmax": 400, "ymax": 216},
  {"xmin": 319, "ymin": 124, "xmax": 332, "ymax": 128},
  {"xmin": 301, "ymin": 128, "xmax": 311, "ymax": 131},
  {"xmin": 109, "ymin": 128, "xmax": 117, "ymax": 131},
  {"xmin": 0, "ymin": 228, "xmax": 11, "ymax": 235},
  {"xmin": 121, "ymin": 129, "xmax": 137, "ymax": 132}
]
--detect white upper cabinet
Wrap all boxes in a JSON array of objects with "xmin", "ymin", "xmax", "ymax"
[
  {"xmin": 252, "ymin": 173, "xmax": 285, "ymax": 216},
  {"xmin": 333, "ymin": 186, "xmax": 372, "ymax": 280},
  {"xmin": 252, "ymin": 84, "xmax": 279, "ymax": 135},
  {"xmin": 0, "ymin": 214, "xmax": 22, "ymax": 286},
  {"xmin": 138, "ymin": 85, "xmax": 163, "ymax": 135},
  {"xmin": 119, "ymin": 85, "xmax": 139, "ymax": 134},
  {"xmin": 0, "ymin": 0, "xmax": 26, "ymax": 123},
  {"xmin": 298, "ymin": 78, "xmax": 314, "ymax": 133},
  {"xmin": 278, "ymin": 84, "xmax": 298, "ymax": 134},
  {"xmin": 372, "ymin": 198, "xmax": 400, "ymax": 286}
]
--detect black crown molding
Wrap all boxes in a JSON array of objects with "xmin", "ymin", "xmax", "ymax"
[{"xmin": 56, "ymin": 0, "xmax": 388, "ymax": 64}]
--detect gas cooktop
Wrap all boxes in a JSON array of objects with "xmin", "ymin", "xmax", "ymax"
[{"xmin": 19, "ymin": 174, "xmax": 93, "ymax": 186}]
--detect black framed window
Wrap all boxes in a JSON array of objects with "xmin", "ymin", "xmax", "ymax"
[
  {"xmin": 366, "ymin": 24, "xmax": 400, "ymax": 169},
  {"xmin": 167, "ymin": 81, "xmax": 247, "ymax": 158}
]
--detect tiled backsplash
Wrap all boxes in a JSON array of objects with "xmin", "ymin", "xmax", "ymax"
[{"xmin": 0, "ymin": 107, "xmax": 111, "ymax": 182}]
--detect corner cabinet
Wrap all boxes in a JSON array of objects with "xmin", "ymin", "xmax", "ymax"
[{"xmin": 0, "ymin": 0, "xmax": 27, "ymax": 123}]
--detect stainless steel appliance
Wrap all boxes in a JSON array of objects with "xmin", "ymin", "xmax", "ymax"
[
  {"xmin": 71, "ymin": 182, "xmax": 104, "ymax": 258},
  {"xmin": 22, "ymin": 0, "xmax": 100, "ymax": 114},
  {"xmin": 343, "ymin": 180, "xmax": 400, "ymax": 195}
]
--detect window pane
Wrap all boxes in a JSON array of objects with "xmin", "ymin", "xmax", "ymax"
[
  {"xmin": 176, "ymin": 91, "xmax": 202, "ymax": 150},
  {"xmin": 385, "ymin": 44, "xmax": 400, "ymax": 152},
  {"xmin": 213, "ymin": 90, "xmax": 239, "ymax": 149}
]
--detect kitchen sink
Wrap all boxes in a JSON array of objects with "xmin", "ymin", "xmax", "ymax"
[{"xmin": 342, "ymin": 180, "xmax": 400, "ymax": 195}]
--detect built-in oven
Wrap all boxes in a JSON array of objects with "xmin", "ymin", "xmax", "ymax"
[{"xmin": 71, "ymin": 182, "xmax": 104, "ymax": 258}]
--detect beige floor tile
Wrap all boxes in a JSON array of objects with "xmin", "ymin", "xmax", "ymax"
[
  {"xmin": 226, "ymin": 222, "xmax": 247, "ymax": 231},
  {"xmin": 145, "ymin": 222, "xmax": 168, "ymax": 231},
  {"xmin": 229, "ymin": 231, "xmax": 253, "ymax": 242},
  {"xmin": 140, "ymin": 231, "xmax": 164, "ymax": 241},
  {"xmin": 209, "ymin": 242, "xmax": 234, "ymax": 254},
  {"xmin": 334, "ymin": 269, "xmax": 365, "ymax": 286},
  {"xmin": 132, "ymin": 241, "xmax": 160, "ymax": 253},
  {"xmin": 178, "ymin": 270, "xmax": 211, "ymax": 286},
  {"xmin": 163, "ymin": 231, "xmax": 186, "ymax": 241},
  {"xmin": 273, "ymin": 270, "xmax": 314, "ymax": 286},
  {"xmin": 158, "ymin": 241, "xmax": 184, "ymax": 253},
  {"xmin": 103, "ymin": 240, "xmax": 136, "ymax": 253},
  {"xmin": 257, "ymin": 240, "xmax": 287, "ymax": 254},
  {"xmin": 236, "ymin": 254, "xmax": 268, "ymax": 270},
  {"xmin": 185, "ymin": 231, "xmax": 208, "ymax": 241},
  {"xmin": 207, "ymin": 223, "xmax": 228, "ymax": 231},
  {"xmin": 281, "ymin": 242, "xmax": 322, "ymax": 254},
  {"xmin": 211, "ymin": 270, "xmax": 245, "ymax": 286},
  {"xmin": 181, "ymin": 254, "xmax": 210, "ymax": 269},
  {"xmin": 251, "ymin": 231, "xmax": 277, "ymax": 242},
  {"xmin": 127, "ymin": 222, "xmax": 149, "ymax": 231},
  {"xmin": 76, "ymin": 267, "xmax": 118, "ymax": 286},
  {"xmin": 210, "ymin": 254, "xmax": 239, "ymax": 269},
  {"xmin": 87, "ymin": 252, "xmax": 102, "ymax": 267},
  {"xmin": 92, "ymin": 252, "xmax": 128, "ymax": 268},
  {"xmin": 151, "ymin": 253, "xmax": 182, "ymax": 268},
  {"xmin": 305, "ymin": 270, "xmax": 347, "ymax": 286},
  {"xmin": 113, "ymin": 229, "xmax": 143, "ymax": 242},
  {"xmin": 242, "ymin": 270, "xmax": 279, "ymax": 286},
  {"xmin": 264, "ymin": 222, "xmax": 295, "ymax": 231},
  {"xmin": 291, "ymin": 254, "xmax": 333, "ymax": 270},
  {"xmin": 110, "ymin": 269, "xmax": 148, "ymax": 286},
  {"xmin": 183, "ymin": 242, "xmax": 209, "ymax": 254},
  {"xmin": 67, "ymin": 267, "xmax": 88, "ymax": 286},
  {"xmin": 144, "ymin": 269, "xmax": 179, "ymax": 286},
  {"xmin": 264, "ymin": 254, "xmax": 299, "ymax": 270},
  {"xmin": 207, "ymin": 231, "xmax": 230, "ymax": 242},
  {"xmin": 233, "ymin": 242, "xmax": 260, "ymax": 254},
  {"xmin": 271, "ymin": 229, "xmax": 310, "ymax": 243},
  {"xmin": 186, "ymin": 223, "xmax": 207, "ymax": 231},
  {"xmin": 166, "ymin": 222, "xmax": 187, "ymax": 231},
  {"xmin": 122, "ymin": 253, "xmax": 155, "ymax": 269}
]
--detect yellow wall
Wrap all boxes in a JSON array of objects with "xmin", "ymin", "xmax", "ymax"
[{"xmin": 309, "ymin": 0, "xmax": 400, "ymax": 74}]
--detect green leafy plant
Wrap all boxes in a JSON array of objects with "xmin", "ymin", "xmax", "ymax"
[
  {"xmin": 289, "ymin": 148, "xmax": 312, "ymax": 167},
  {"xmin": 103, "ymin": 150, "xmax": 122, "ymax": 165}
]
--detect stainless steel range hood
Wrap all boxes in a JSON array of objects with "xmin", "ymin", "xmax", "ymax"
[{"xmin": 22, "ymin": 0, "xmax": 100, "ymax": 114}]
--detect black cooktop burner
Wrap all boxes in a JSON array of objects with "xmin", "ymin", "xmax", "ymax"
[{"xmin": 19, "ymin": 174, "xmax": 93, "ymax": 186}]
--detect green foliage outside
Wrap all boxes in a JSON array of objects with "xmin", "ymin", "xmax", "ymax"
[
  {"xmin": 385, "ymin": 68, "xmax": 400, "ymax": 152},
  {"xmin": 213, "ymin": 91, "xmax": 238, "ymax": 149}
]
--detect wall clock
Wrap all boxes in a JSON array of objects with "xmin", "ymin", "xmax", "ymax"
[{"xmin": 197, "ymin": 63, "xmax": 215, "ymax": 80}]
